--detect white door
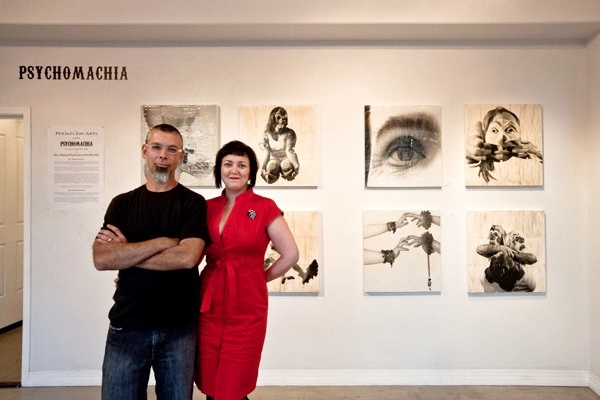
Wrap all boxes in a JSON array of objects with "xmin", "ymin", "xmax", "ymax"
[{"xmin": 0, "ymin": 118, "xmax": 24, "ymax": 329}]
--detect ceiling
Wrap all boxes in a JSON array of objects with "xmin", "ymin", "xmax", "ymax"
[{"xmin": 1, "ymin": 22, "xmax": 599, "ymax": 47}]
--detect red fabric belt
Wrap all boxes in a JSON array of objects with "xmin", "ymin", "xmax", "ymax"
[{"xmin": 200, "ymin": 260, "xmax": 238, "ymax": 314}]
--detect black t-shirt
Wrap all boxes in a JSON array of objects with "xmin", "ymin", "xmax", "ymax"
[{"xmin": 102, "ymin": 184, "xmax": 210, "ymax": 329}]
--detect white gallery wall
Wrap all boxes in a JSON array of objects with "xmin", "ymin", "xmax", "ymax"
[
  {"xmin": 587, "ymin": 34, "xmax": 600, "ymax": 391},
  {"xmin": 1, "ymin": 0, "xmax": 599, "ymax": 391},
  {"xmin": 0, "ymin": 43, "xmax": 592, "ymax": 387}
]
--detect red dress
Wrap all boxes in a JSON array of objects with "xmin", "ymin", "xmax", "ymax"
[{"xmin": 197, "ymin": 189, "xmax": 282, "ymax": 400}]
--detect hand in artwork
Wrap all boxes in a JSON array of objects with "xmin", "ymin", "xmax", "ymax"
[
  {"xmin": 465, "ymin": 132, "xmax": 494, "ymax": 164},
  {"xmin": 476, "ymin": 244, "xmax": 517, "ymax": 259},
  {"xmin": 363, "ymin": 236, "xmax": 411, "ymax": 266},
  {"xmin": 260, "ymin": 169, "xmax": 272, "ymax": 183},
  {"xmin": 465, "ymin": 119, "xmax": 516, "ymax": 163},
  {"xmin": 382, "ymin": 211, "xmax": 434, "ymax": 234},
  {"xmin": 282, "ymin": 166, "xmax": 299, "ymax": 181},
  {"xmin": 499, "ymin": 245, "xmax": 517, "ymax": 259},
  {"xmin": 392, "ymin": 214, "xmax": 412, "ymax": 231},
  {"xmin": 394, "ymin": 237, "xmax": 412, "ymax": 253},
  {"xmin": 292, "ymin": 259, "xmax": 319, "ymax": 284},
  {"xmin": 405, "ymin": 233, "xmax": 440, "ymax": 255},
  {"xmin": 506, "ymin": 139, "xmax": 543, "ymax": 162},
  {"xmin": 400, "ymin": 211, "xmax": 440, "ymax": 229},
  {"xmin": 364, "ymin": 211, "xmax": 439, "ymax": 243}
]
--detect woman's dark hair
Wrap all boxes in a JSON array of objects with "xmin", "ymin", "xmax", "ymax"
[
  {"xmin": 265, "ymin": 106, "xmax": 287, "ymax": 133},
  {"xmin": 481, "ymin": 107, "xmax": 520, "ymax": 135},
  {"xmin": 214, "ymin": 140, "xmax": 259, "ymax": 188}
]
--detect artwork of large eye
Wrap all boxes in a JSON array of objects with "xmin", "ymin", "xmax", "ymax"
[
  {"xmin": 380, "ymin": 134, "xmax": 427, "ymax": 170},
  {"xmin": 366, "ymin": 109, "xmax": 441, "ymax": 187}
]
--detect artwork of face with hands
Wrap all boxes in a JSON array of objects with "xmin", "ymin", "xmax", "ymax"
[
  {"xmin": 483, "ymin": 109, "xmax": 521, "ymax": 151},
  {"xmin": 465, "ymin": 105, "xmax": 543, "ymax": 184},
  {"xmin": 365, "ymin": 105, "xmax": 442, "ymax": 188}
]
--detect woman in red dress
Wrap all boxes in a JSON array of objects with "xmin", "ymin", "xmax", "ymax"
[{"xmin": 196, "ymin": 140, "xmax": 299, "ymax": 400}]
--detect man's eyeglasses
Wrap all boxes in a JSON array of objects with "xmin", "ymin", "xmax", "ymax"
[{"xmin": 146, "ymin": 143, "xmax": 183, "ymax": 155}]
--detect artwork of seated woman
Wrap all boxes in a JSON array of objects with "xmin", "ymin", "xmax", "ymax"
[{"xmin": 259, "ymin": 107, "xmax": 300, "ymax": 183}]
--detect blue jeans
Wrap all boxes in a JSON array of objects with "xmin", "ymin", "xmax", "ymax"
[{"xmin": 101, "ymin": 321, "xmax": 197, "ymax": 400}]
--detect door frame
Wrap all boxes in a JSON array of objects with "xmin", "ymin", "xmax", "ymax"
[{"xmin": 0, "ymin": 107, "xmax": 31, "ymax": 386}]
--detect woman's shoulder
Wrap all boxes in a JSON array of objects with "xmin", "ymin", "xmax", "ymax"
[
  {"xmin": 248, "ymin": 190, "xmax": 277, "ymax": 206},
  {"xmin": 249, "ymin": 193, "xmax": 282, "ymax": 220}
]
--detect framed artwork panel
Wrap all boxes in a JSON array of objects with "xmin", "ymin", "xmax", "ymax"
[
  {"xmin": 141, "ymin": 105, "xmax": 220, "ymax": 187},
  {"xmin": 365, "ymin": 105, "xmax": 442, "ymax": 188},
  {"xmin": 363, "ymin": 210, "xmax": 441, "ymax": 293},
  {"xmin": 240, "ymin": 105, "xmax": 318, "ymax": 188},
  {"xmin": 467, "ymin": 210, "xmax": 546, "ymax": 293},
  {"xmin": 266, "ymin": 211, "xmax": 321, "ymax": 294},
  {"xmin": 465, "ymin": 104, "xmax": 543, "ymax": 186}
]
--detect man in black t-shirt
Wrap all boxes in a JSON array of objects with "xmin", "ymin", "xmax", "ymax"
[{"xmin": 93, "ymin": 124, "xmax": 210, "ymax": 400}]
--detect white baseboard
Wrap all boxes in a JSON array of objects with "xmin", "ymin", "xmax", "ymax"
[
  {"xmin": 589, "ymin": 372, "xmax": 600, "ymax": 395},
  {"xmin": 22, "ymin": 368, "xmax": 589, "ymax": 388},
  {"xmin": 22, "ymin": 370, "xmax": 101, "ymax": 387},
  {"xmin": 257, "ymin": 369, "xmax": 589, "ymax": 386}
]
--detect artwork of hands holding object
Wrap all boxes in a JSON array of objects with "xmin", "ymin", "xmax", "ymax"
[{"xmin": 364, "ymin": 210, "xmax": 441, "ymax": 292}]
